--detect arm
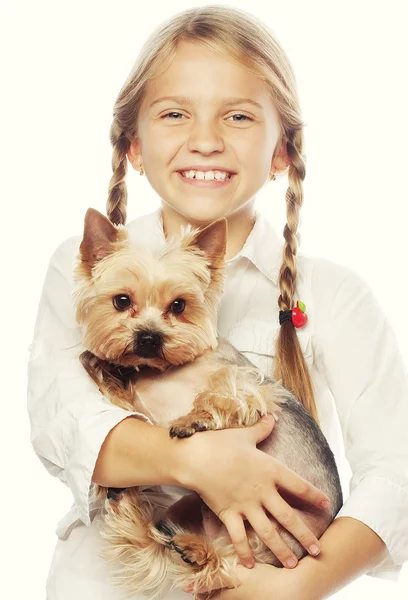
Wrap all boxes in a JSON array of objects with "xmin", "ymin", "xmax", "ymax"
[
  {"xmin": 205, "ymin": 258, "xmax": 408, "ymax": 599},
  {"xmin": 207, "ymin": 516, "xmax": 387, "ymax": 600},
  {"xmin": 313, "ymin": 259, "xmax": 408, "ymax": 578},
  {"xmin": 292, "ymin": 516, "xmax": 387, "ymax": 599},
  {"xmin": 92, "ymin": 416, "xmax": 184, "ymax": 487},
  {"xmin": 210, "ymin": 262, "xmax": 408, "ymax": 598}
]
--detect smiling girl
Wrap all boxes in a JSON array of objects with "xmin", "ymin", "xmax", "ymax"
[{"xmin": 27, "ymin": 5, "xmax": 408, "ymax": 599}]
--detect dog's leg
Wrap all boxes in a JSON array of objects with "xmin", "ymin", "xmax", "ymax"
[
  {"xmin": 166, "ymin": 368, "xmax": 287, "ymax": 590},
  {"xmin": 169, "ymin": 532, "xmax": 239, "ymax": 595},
  {"xmin": 99, "ymin": 487, "xmax": 177, "ymax": 598},
  {"xmin": 169, "ymin": 365, "xmax": 283, "ymax": 438}
]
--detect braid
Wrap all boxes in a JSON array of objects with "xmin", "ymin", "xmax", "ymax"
[
  {"xmin": 274, "ymin": 132, "xmax": 319, "ymax": 424},
  {"xmin": 106, "ymin": 120, "xmax": 131, "ymax": 226}
]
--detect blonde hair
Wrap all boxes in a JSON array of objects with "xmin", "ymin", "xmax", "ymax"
[{"xmin": 106, "ymin": 4, "xmax": 319, "ymax": 423}]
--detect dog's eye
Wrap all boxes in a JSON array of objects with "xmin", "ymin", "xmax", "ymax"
[
  {"xmin": 170, "ymin": 298, "xmax": 186, "ymax": 314},
  {"xmin": 113, "ymin": 294, "xmax": 131, "ymax": 311}
]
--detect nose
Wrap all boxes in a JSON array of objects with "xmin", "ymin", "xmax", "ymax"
[
  {"xmin": 135, "ymin": 331, "xmax": 163, "ymax": 358},
  {"xmin": 187, "ymin": 119, "xmax": 225, "ymax": 154}
]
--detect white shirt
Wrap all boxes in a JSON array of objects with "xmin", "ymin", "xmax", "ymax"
[{"xmin": 27, "ymin": 208, "xmax": 408, "ymax": 586}]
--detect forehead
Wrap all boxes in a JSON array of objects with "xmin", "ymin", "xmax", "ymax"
[
  {"xmin": 93, "ymin": 245, "xmax": 209, "ymax": 297},
  {"xmin": 141, "ymin": 40, "xmax": 274, "ymax": 115}
]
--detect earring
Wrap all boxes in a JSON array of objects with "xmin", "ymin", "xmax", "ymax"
[
  {"xmin": 140, "ymin": 163, "xmax": 144, "ymax": 177},
  {"xmin": 269, "ymin": 171, "xmax": 276, "ymax": 181}
]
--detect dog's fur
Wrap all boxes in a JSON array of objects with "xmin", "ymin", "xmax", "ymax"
[{"xmin": 73, "ymin": 208, "xmax": 343, "ymax": 599}]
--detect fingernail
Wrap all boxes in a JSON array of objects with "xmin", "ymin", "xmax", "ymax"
[
  {"xmin": 321, "ymin": 499, "xmax": 331, "ymax": 509},
  {"xmin": 260, "ymin": 415, "xmax": 272, "ymax": 422},
  {"xmin": 245, "ymin": 560, "xmax": 255, "ymax": 569},
  {"xmin": 309, "ymin": 544, "xmax": 320, "ymax": 556},
  {"xmin": 183, "ymin": 584, "xmax": 193, "ymax": 593},
  {"xmin": 286, "ymin": 557, "xmax": 297, "ymax": 568}
]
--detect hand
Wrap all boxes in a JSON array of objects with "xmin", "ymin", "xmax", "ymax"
[
  {"xmin": 183, "ymin": 562, "xmax": 303, "ymax": 600},
  {"xmin": 176, "ymin": 415, "xmax": 330, "ymax": 569}
]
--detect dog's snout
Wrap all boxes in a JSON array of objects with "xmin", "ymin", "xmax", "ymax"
[{"xmin": 135, "ymin": 331, "xmax": 163, "ymax": 358}]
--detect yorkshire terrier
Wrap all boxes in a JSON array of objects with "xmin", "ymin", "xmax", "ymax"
[{"xmin": 73, "ymin": 208, "xmax": 343, "ymax": 599}]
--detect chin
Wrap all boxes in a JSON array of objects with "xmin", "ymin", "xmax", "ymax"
[{"xmin": 170, "ymin": 201, "xmax": 237, "ymax": 226}]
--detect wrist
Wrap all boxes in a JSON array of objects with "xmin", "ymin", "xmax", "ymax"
[
  {"xmin": 166, "ymin": 431, "xmax": 199, "ymax": 490},
  {"xmin": 287, "ymin": 559, "xmax": 321, "ymax": 600},
  {"xmin": 161, "ymin": 427, "xmax": 194, "ymax": 488}
]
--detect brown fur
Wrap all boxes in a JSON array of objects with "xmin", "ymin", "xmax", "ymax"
[{"xmin": 73, "ymin": 208, "xmax": 342, "ymax": 599}]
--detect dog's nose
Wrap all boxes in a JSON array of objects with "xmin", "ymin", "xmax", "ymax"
[{"xmin": 135, "ymin": 331, "xmax": 163, "ymax": 358}]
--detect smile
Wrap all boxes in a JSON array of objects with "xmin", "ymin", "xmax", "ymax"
[{"xmin": 176, "ymin": 172, "xmax": 236, "ymax": 188}]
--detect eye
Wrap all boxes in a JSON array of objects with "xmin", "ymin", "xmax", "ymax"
[
  {"xmin": 228, "ymin": 114, "xmax": 253, "ymax": 122},
  {"xmin": 170, "ymin": 298, "xmax": 186, "ymax": 314},
  {"xmin": 113, "ymin": 294, "xmax": 131, "ymax": 311},
  {"xmin": 162, "ymin": 112, "xmax": 184, "ymax": 120}
]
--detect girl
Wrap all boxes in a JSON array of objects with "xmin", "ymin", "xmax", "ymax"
[{"xmin": 27, "ymin": 5, "xmax": 408, "ymax": 599}]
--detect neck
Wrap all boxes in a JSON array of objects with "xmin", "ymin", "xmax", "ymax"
[{"xmin": 160, "ymin": 201, "xmax": 256, "ymax": 261}]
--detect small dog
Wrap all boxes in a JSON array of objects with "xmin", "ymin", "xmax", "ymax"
[{"xmin": 73, "ymin": 208, "xmax": 343, "ymax": 599}]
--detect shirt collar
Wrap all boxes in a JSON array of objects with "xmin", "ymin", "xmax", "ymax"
[
  {"xmin": 227, "ymin": 210, "xmax": 282, "ymax": 286},
  {"xmin": 150, "ymin": 208, "xmax": 282, "ymax": 286}
]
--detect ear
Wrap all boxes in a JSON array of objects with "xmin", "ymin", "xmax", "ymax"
[
  {"xmin": 127, "ymin": 137, "xmax": 143, "ymax": 172},
  {"xmin": 79, "ymin": 208, "xmax": 123, "ymax": 271},
  {"xmin": 271, "ymin": 138, "xmax": 290, "ymax": 173},
  {"xmin": 190, "ymin": 218, "xmax": 228, "ymax": 268}
]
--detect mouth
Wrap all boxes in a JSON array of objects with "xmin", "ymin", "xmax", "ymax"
[{"xmin": 176, "ymin": 171, "xmax": 236, "ymax": 188}]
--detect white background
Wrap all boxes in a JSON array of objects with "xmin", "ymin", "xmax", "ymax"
[{"xmin": 1, "ymin": 0, "xmax": 408, "ymax": 598}]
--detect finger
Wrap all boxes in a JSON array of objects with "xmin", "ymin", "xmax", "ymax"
[
  {"xmin": 249, "ymin": 414, "xmax": 275, "ymax": 444},
  {"xmin": 263, "ymin": 494, "xmax": 321, "ymax": 557},
  {"xmin": 275, "ymin": 464, "xmax": 331, "ymax": 510},
  {"xmin": 220, "ymin": 510, "xmax": 255, "ymax": 568},
  {"xmin": 244, "ymin": 508, "xmax": 299, "ymax": 569}
]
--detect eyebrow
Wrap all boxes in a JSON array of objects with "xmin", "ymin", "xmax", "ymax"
[{"xmin": 149, "ymin": 95, "xmax": 264, "ymax": 110}]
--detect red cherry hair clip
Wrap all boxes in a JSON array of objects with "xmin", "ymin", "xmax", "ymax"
[{"xmin": 279, "ymin": 300, "xmax": 308, "ymax": 328}]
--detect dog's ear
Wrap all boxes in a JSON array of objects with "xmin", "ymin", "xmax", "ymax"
[
  {"xmin": 190, "ymin": 218, "xmax": 227, "ymax": 268},
  {"xmin": 79, "ymin": 208, "xmax": 127, "ymax": 274}
]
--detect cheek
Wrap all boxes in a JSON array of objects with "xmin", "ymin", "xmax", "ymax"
[
  {"xmin": 163, "ymin": 308, "xmax": 216, "ymax": 348},
  {"xmin": 144, "ymin": 122, "xmax": 183, "ymax": 157},
  {"xmin": 85, "ymin": 305, "xmax": 132, "ymax": 347},
  {"xmin": 229, "ymin": 132, "xmax": 274, "ymax": 181}
]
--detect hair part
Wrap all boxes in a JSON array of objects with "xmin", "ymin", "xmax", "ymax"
[{"xmin": 106, "ymin": 4, "xmax": 319, "ymax": 424}]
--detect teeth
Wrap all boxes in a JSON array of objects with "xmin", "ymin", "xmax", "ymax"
[
  {"xmin": 214, "ymin": 171, "xmax": 230, "ymax": 181},
  {"xmin": 181, "ymin": 170, "xmax": 232, "ymax": 181}
]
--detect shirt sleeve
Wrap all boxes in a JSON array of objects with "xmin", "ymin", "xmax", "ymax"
[
  {"xmin": 27, "ymin": 236, "xmax": 152, "ymax": 526},
  {"xmin": 312, "ymin": 258, "xmax": 408, "ymax": 580}
]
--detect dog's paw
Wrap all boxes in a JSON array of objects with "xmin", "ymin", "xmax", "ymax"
[
  {"xmin": 169, "ymin": 414, "xmax": 215, "ymax": 438},
  {"xmin": 106, "ymin": 487, "xmax": 127, "ymax": 501},
  {"xmin": 169, "ymin": 420, "xmax": 209, "ymax": 438},
  {"xmin": 170, "ymin": 533, "xmax": 216, "ymax": 568},
  {"xmin": 155, "ymin": 519, "xmax": 176, "ymax": 538}
]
